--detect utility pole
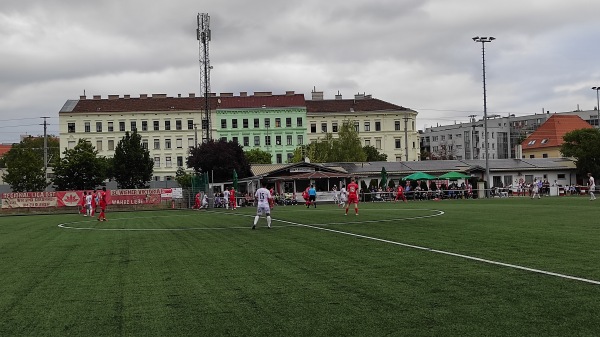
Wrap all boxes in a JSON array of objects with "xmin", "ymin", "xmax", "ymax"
[
  {"xmin": 403, "ymin": 115, "xmax": 410, "ymax": 161},
  {"xmin": 468, "ymin": 115, "xmax": 477, "ymax": 160},
  {"xmin": 194, "ymin": 123, "xmax": 198, "ymax": 147},
  {"xmin": 197, "ymin": 13, "xmax": 212, "ymax": 142},
  {"xmin": 40, "ymin": 117, "xmax": 50, "ymax": 189}
]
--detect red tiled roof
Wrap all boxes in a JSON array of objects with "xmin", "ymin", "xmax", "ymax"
[
  {"xmin": 306, "ymin": 98, "xmax": 412, "ymax": 113},
  {"xmin": 0, "ymin": 144, "xmax": 12, "ymax": 157},
  {"xmin": 66, "ymin": 94, "xmax": 306, "ymax": 113},
  {"xmin": 521, "ymin": 115, "xmax": 592, "ymax": 149}
]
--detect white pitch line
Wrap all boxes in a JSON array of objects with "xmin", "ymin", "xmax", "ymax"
[{"xmin": 272, "ymin": 218, "xmax": 600, "ymax": 286}]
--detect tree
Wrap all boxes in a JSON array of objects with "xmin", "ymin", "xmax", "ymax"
[
  {"xmin": 53, "ymin": 139, "xmax": 107, "ymax": 190},
  {"xmin": 432, "ymin": 142, "xmax": 457, "ymax": 160},
  {"xmin": 363, "ymin": 145, "xmax": 387, "ymax": 161},
  {"xmin": 295, "ymin": 120, "xmax": 367, "ymax": 163},
  {"xmin": 2, "ymin": 136, "xmax": 60, "ymax": 192},
  {"xmin": 187, "ymin": 139, "xmax": 252, "ymax": 183},
  {"xmin": 244, "ymin": 148, "xmax": 272, "ymax": 164},
  {"xmin": 561, "ymin": 128, "xmax": 600, "ymax": 177},
  {"xmin": 175, "ymin": 167, "xmax": 193, "ymax": 189},
  {"xmin": 112, "ymin": 131, "xmax": 154, "ymax": 189}
]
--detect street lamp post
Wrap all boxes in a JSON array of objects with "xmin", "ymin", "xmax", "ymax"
[
  {"xmin": 473, "ymin": 36, "xmax": 495, "ymax": 196},
  {"xmin": 592, "ymin": 87, "xmax": 600, "ymax": 127}
]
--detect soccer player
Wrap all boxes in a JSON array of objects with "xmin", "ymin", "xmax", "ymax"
[
  {"xmin": 97, "ymin": 187, "xmax": 108, "ymax": 221},
  {"xmin": 588, "ymin": 173, "xmax": 596, "ymax": 201},
  {"xmin": 346, "ymin": 178, "xmax": 360, "ymax": 216},
  {"xmin": 308, "ymin": 184, "xmax": 317, "ymax": 208},
  {"xmin": 85, "ymin": 191, "xmax": 93, "ymax": 216},
  {"xmin": 230, "ymin": 187, "xmax": 237, "ymax": 210},
  {"xmin": 339, "ymin": 184, "xmax": 347, "ymax": 208},
  {"xmin": 194, "ymin": 192, "xmax": 201, "ymax": 209},
  {"xmin": 395, "ymin": 183, "xmax": 407, "ymax": 203},
  {"xmin": 91, "ymin": 189, "xmax": 97, "ymax": 216},
  {"xmin": 302, "ymin": 186, "xmax": 310, "ymax": 208},
  {"xmin": 223, "ymin": 188, "xmax": 230, "ymax": 209},
  {"xmin": 201, "ymin": 193, "xmax": 209, "ymax": 209},
  {"xmin": 252, "ymin": 182, "xmax": 273, "ymax": 229},
  {"xmin": 331, "ymin": 185, "xmax": 339, "ymax": 206},
  {"xmin": 531, "ymin": 179, "xmax": 541, "ymax": 199}
]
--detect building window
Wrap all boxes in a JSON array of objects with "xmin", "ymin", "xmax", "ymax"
[
  {"xmin": 265, "ymin": 135, "xmax": 271, "ymax": 146},
  {"xmin": 188, "ymin": 138, "xmax": 194, "ymax": 148},
  {"xmin": 265, "ymin": 118, "xmax": 270, "ymax": 128},
  {"xmin": 276, "ymin": 153, "xmax": 282, "ymax": 164},
  {"xmin": 141, "ymin": 139, "xmax": 147, "ymax": 150},
  {"xmin": 176, "ymin": 138, "xmax": 182, "ymax": 149},
  {"xmin": 141, "ymin": 121, "xmax": 147, "ymax": 131},
  {"xmin": 332, "ymin": 122, "xmax": 338, "ymax": 133},
  {"xmin": 541, "ymin": 139, "xmax": 549, "ymax": 144},
  {"xmin": 287, "ymin": 153, "xmax": 293, "ymax": 163},
  {"xmin": 365, "ymin": 139, "xmax": 370, "ymax": 146},
  {"xmin": 558, "ymin": 174, "xmax": 566, "ymax": 179},
  {"xmin": 153, "ymin": 121, "xmax": 159, "ymax": 131},
  {"xmin": 354, "ymin": 122, "xmax": 359, "ymax": 132},
  {"xmin": 297, "ymin": 117, "xmax": 303, "ymax": 127},
  {"xmin": 131, "ymin": 121, "xmax": 137, "ymax": 132},
  {"xmin": 154, "ymin": 139, "xmax": 160, "ymax": 150},
  {"xmin": 177, "ymin": 156, "xmax": 183, "ymax": 167},
  {"xmin": 108, "ymin": 139, "xmax": 115, "ymax": 150},
  {"xmin": 96, "ymin": 122, "xmax": 102, "ymax": 132},
  {"xmin": 67, "ymin": 123, "xmax": 76, "ymax": 133},
  {"xmin": 375, "ymin": 121, "xmax": 381, "ymax": 131},
  {"xmin": 166, "ymin": 156, "xmax": 172, "ymax": 168},
  {"xmin": 310, "ymin": 123, "xmax": 316, "ymax": 133},
  {"xmin": 68, "ymin": 140, "xmax": 76, "ymax": 149},
  {"xmin": 243, "ymin": 136, "xmax": 249, "ymax": 146},
  {"xmin": 119, "ymin": 121, "xmax": 125, "ymax": 132},
  {"xmin": 297, "ymin": 135, "xmax": 303, "ymax": 145},
  {"xmin": 364, "ymin": 122, "xmax": 370, "ymax": 132},
  {"xmin": 287, "ymin": 135, "xmax": 293, "ymax": 145},
  {"xmin": 376, "ymin": 139, "xmax": 381, "ymax": 149},
  {"xmin": 243, "ymin": 119, "xmax": 248, "ymax": 128},
  {"xmin": 321, "ymin": 123, "xmax": 327, "ymax": 133},
  {"xmin": 220, "ymin": 137, "xmax": 227, "ymax": 142},
  {"xmin": 276, "ymin": 135, "xmax": 282, "ymax": 145},
  {"xmin": 441, "ymin": 135, "xmax": 445, "ymax": 141},
  {"xmin": 395, "ymin": 121, "xmax": 401, "ymax": 131},
  {"xmin": 165, "ymin": 139, "xmax": 171, "ymax": 149},
  {"xmin": 232, "ymin": 119, "xmax": 238, "ymax": 129},
  {"xmin": 154, "ymin": 156, "xmax": 160, "ymax": 167},
  {"xmin": 542, "ymin": 153, "xmax": 548, "ymax": 158},
  {"xmin": 448, "ymin": 134, "xmax": 453, "ymax": 140},
  {"xmin": 221, "ymin": 119, "xmax": 227, "ymax": 129},
  {"xmin": 108, "ymin": 122, "xmax": 113, "ymax": 132},
  {"xmin": 188, "ymin": 120, "xmax": 194, "ymax": 130},
  {"xmin": 175, "ymin": 120, "xmax": 182, "ymax": 130},
  {"xmin": 96, "ymin": 140, "xmax": 102, "ymax": 151},
  {"xmin": 254, "ymin": 136, "xmax": 260, "ymax": 146},
  {"xmin": 275, "ymin": 118, "xmax": 281, "ymax": 127},
  {"xmin": 254, "ymin": 118, "xmax": 259, "ymax": 128},
  {"xmin": 395, "ymin": 139, "xmax": 401, "ymax": 149},
  {"xmin": 232, "ymin": 137, "xmax": 238, "ymax": 144},
  {"xmin": 165, "ymin": 120, "xmax": 171, "ymax": 131},
  {"xmin": 286, "ymin": 118, "xmax": 292, "ymax": 127},
  {"xmin": 529, "ymin": 154, "xmax": 535, "ymax": 158},
  {"xmin": 84, "ymin": 122, "xmax": 91, "ymax": 133}
]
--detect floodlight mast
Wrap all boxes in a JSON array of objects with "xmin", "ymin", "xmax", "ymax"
[{"xmin": 197, "ymin": 13, "xmax": 212, "ymax": 143}]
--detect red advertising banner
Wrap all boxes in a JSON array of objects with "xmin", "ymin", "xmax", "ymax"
[{"xmin": 2, "ymin": 189, "xmax": 169, "ymax": 209}]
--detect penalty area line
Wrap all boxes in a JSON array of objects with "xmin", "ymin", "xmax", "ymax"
[{"xmin": 273, "ymin": 218, "xmax": 600, "ymax": 286}]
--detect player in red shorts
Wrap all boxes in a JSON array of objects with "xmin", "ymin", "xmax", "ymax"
[
  {"xmin": 194, "ymin": 192, "xmax": 201, "ymax": 209},
  {"xmin": 97, "ymin": 187, "xmax": 108, "ymax": 221},
  {"xmin": 345, "ymin": 177, "xmax": 360, "ymax": 216},
  {"xmin": 302, "ymin": 186, "xmax": 310, "ymax": 207},
  {"xmin": 229, "ymin": 187, "xmax": 237, "ymax": 210},
  {"xmin": 395, "ymin": 183, "xmax": 407, "ymax": 203}
]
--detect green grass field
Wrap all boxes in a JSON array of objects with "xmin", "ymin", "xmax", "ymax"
[{"xmin": 1, "ymin": 197, "xmax": 599, "ymax": 336}]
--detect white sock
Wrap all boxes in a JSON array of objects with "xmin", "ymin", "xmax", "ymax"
[
  {"xmin": 254, "ymin": 216, "xmax": 259, "ymax": 225},
  {"xmin": 267, "ymin": 216, "xmax": 272, "ymax": 227}
]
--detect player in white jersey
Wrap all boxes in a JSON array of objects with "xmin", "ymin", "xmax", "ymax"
[
  {"xmin": 85, "ymin": 192, "xmax": 93, "ymax": 216},
  {"xmin": 253, "ymin": 182, "xmax": 273, "ymax": 229},
  {"xmin": 339, "ymin": 184, "xmax": 348, "ymax": 208},
  {"xmin": 223, "ymin": 189, "xmax": 230, "ymax": 209},
  {"xmin": 588, "ymin": 173, "xmax": 596, "ymax": 201}
]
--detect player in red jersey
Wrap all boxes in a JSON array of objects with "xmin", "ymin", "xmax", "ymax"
[
  {"xmin": 345, "ymin": 177, "xmax": 360, "ymax": 216},
  {"xmin": 194, "ymin": 192, "xmax": 201, "ymax": 209},
  {"xmin": 229, "ymin": 187, "xmax": 237, "ymax": 210},
  {"xmin": 302, "ymin": 186, "xmax": 310, "ymax": 207},
  {"xmin": 97, "ymin": 187, "xmax": 108, "ymax": 221},
  {"xmin": 91, "ymin": 189, "xmax": 97, "ymax": 216},
  {"xmin": 395, "ymin": 183, "xmax": 407, "ymax": 203}
]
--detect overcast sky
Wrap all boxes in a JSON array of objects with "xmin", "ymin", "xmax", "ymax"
[{"xmin": 2, "ymin": 0, "xmax": 600, "ymax": 143}]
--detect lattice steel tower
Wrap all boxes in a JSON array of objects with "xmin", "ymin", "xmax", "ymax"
[{"xmin": 197, "ymin": 13, "xmax": 212, "ymax": 142}]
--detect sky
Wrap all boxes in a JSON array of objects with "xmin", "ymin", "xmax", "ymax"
[{"xmin": 2, "ymin": 0, "xmax": 600, "ymax": 143}]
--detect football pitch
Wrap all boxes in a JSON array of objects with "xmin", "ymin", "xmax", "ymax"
[{"xmin": 1, "ymin": 197, "xmax": 599, "ymax": 336}]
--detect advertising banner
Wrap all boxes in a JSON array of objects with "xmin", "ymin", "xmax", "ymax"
[{"xmin": 1, "ymin": 192, "xmax": 58, "ymax": 208}]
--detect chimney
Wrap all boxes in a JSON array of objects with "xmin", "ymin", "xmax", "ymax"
[
  {"xmin": 108, "ymin": 94, "xmax": 119, "ymax": 100},
  {"xmin": 209, "ymin": 93, "xmax": 217, "ymax": 97},
  {"xmin": 177, "ymin": 94, "xmax": 181, "ymax": 98},
  {"xmin": 220, "ymin": 92, "xmax": 234, "ymax": 97},
  {"xmin": 188, "ymin": 93, "xmax": 196, "ymax": 98},
  {"xmin": 311, "ymin": 91, "xmax": 324, "ymax": 101},
  {"xmin": 354, "ymin": 93, "xmax": 365, "ymax": 100},
  {"xmin": 254, "ymin": 91, "xmax": 272, "ymax": 96},
  {"xmin": 140, "ymin": 94, "xmax": 148, "ymax": 99},
  {"xmin": 123, "ymin": 94, "xmax": 130, "ymax": 99},
  {"xmin": 335, "ymin": 91, "xmax": 342, "ymax": 100},
  {"xmin": 151, "ymin": 93, "xmax": 167, "ymax": 99},
  {"xmin": 79, "ymin": 95, "xmax": 87, "ymax": 100},
  {"xmin": 93, "ymin": 95, "xmax": 101, "ymax": 100},
  {"xmin": 285, "ymin": 91, "xmax": 295, "ymax": 96},
  {"xmin": 240, "ymin": 92, "xmax": 248, "ymax": 97}
]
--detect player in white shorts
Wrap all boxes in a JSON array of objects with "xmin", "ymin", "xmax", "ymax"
[
  {"xmin": 253, "ymin": 182, "xmax": 273, "ymax": 229},
  {"xmin": 339, "ymin": 184, "xmax": 348, "ymax": 208},
  {"xmin": 223, "ymin": 188, "xmax": 230, "ymax": 209}
]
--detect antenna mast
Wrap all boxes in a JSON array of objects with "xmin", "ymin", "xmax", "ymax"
[{"xmin": 197, "ymin": 13, "xmax": 212, "ymax": 143}]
